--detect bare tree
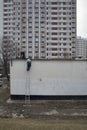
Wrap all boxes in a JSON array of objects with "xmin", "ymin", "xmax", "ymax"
[{"xmin": 1, "ymin": 37, "xmax": 14, "ymax": 80}]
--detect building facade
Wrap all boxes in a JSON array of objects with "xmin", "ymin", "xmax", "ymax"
[
  {"xmin": 3, "ymin": 0, "xmax": 76, "ymax": 59},
  {"xmin": 76, "ymin": 37, "xmax": 87, "ymax": 60}
]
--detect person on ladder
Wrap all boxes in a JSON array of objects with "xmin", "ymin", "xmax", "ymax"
[{"xmin": 27, "ymin": 58, "xmax": 31, "ymax": 71}]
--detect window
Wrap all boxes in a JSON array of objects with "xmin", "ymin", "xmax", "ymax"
[
  {"xmin": 52, "ymin": 33, "xmax": 57, "ymax": 35},
  {"xmin": 51, "ymin": 2, "xmax": 57, "ymax": 5},
  {"xmin": 51, "ymin": 17, "xmax": 57, "ymax": 20},
  {"xmin": 52, "ymin": 53, "xmax": 57, "ymax": 56},
  {"xmin": 51, "ymin": 22, "xmax": 57, "ymax": 25},
  {"xmin": 51, "ymin": 12, "xmax": 57, "ymax": 15},
  {"xmin": 52, "ymin": 27, "xmax": 57, "ymax": 30},
  {"xmin": 52, "ymin": 43, "xmax": 57, "ymax": 45},
  {"xmin": 63, "ymin": 22, "xmax": 66, "ymax": 25},
  {"xmin": 51, "ymin": 7, "xmax": 57, "ymax": 10},
  {"xmin": 52, "ymin": 48, "xmax": 57, "ymax": 51},
  {"xmin": 63, "ymin": 17, "xmax": 66, "ymax": 20},
  {"xmin": 63, "ymin": 43, "xmax": 66, "ymax": 46},
  {"xmin": 52, "ymin": 38, "xmax": 57, "ymax": 40}
]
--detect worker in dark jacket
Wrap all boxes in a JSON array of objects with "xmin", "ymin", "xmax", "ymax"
[{"xmin": 27, "ymin": 58, "xmax": 31, "ymax": 71}]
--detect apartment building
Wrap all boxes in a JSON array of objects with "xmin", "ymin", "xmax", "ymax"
[
  {"xmin": 3, "ymin": 0, "xmax": 76, "ymax": 59},
  {"xmin": 76, "ymin": 37, "xmax": 87, "ymax": 60},
  {"xmin": 3, "ymin": 0, "xmax": 14, "ymax": 58}
]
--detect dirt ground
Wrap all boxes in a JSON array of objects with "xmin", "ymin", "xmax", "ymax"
[
  {"xmin": 0, "ymin": 118, "xmax": 87, "ymax": 130},
  {"xmin": 0, "ymin": 84, "xmax": 87, "ymax": 120},
  {"xmin": 1, "ymin": 98, "xmax": 87, "ymax": 119}
]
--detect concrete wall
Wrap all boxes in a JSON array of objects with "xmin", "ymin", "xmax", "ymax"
[{"xmin": 10, "ymin": 60, "xmax": 87, "ymax": 96}]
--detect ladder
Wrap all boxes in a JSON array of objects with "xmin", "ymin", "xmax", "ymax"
[{"xmin": 25, "ymin": 71, "xmax": 31, "ymax": 105}]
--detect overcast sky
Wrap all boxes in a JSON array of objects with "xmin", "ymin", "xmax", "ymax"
[
  {"xmin": 0, "ymin": 0, "xmax": 87, "ymax": 38},
  {"xmin": 77, "ymin": 0, "xmax": 87, "ymax": 38}
]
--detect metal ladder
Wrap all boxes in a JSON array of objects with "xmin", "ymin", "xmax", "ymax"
[{"xmin": 25, "ymin": 71, "xmax": 31, "ymax": 105}]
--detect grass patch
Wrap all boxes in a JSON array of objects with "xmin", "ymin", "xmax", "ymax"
[{"xmin": 0, "ymin": 119, "xmax": 87, "ymax": 130}]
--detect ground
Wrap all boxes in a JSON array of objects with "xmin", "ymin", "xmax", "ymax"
[
  {"xmin": 0, "ymin": 83, "xmax": 87, "ymax": 129},
  {"xmin": 0, "ymin": 118, "xmax": 87, "ymax": 130}
]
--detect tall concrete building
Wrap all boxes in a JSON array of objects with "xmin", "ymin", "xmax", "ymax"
[
  {"xmin": 76, "ymin": 37, "xmax": 87, "ymax": 60},
  {"xmin": 3, "ymin": 0, "xmax": 76, "ymax": 59}
]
